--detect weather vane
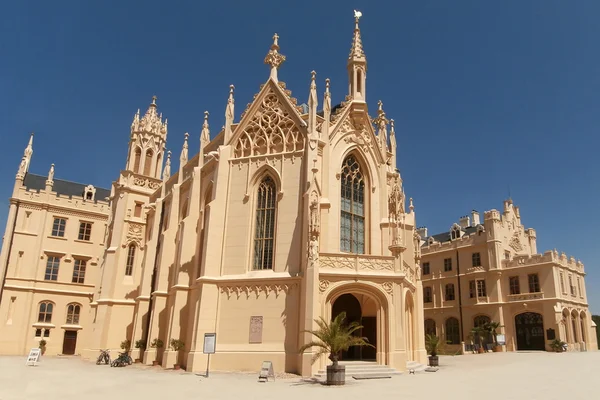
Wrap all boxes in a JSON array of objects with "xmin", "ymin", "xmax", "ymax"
[{"xmin": 354, "ymin": 10, "xmax": 363, "ymax": 20}]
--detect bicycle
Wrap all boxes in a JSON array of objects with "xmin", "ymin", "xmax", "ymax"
[
  {"xmin": 96, "ymin": 349, "xmax": 111, "ymax": 365},
  {"xmin": 110, "ymin": 351, "xmax": 133, "ymax": 367}
]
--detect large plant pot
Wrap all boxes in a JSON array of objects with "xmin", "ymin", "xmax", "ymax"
[
  {"xmin": 428, "ymin": 355, "xmax": 439, "ymax": 367},
  {"xmin": 152, "ymin": 360, "xmax": 159, "ymax": 366},
  {"xmin": 477, "ymin": 347, "xmax": 485, "ymax": 354},
  {"xmin": 492, "ymin": 346, "xmax": 501, "ymax": 353},
  {"xmin": 326, "ymin": 364, "xmax": 346, "ymax": 385},
  {"xmin": 174, "ymin": 364, "xmax": 181, "ymax": 370}
]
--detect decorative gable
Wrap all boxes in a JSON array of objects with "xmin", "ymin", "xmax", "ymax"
[{"xmin": 233, "ymin": 85, "xmax": 305, "ymax": 158}]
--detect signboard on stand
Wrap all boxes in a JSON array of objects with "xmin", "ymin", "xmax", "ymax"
[
  {"xmin": 203, "ymin": 333, "xmax": 216, "ymax": 378},
  {"xmin": 258, "ymin": 361, "xmax": 275, "ymax": 382},
  {"xmin": 496, "ymin": 334, "xmax": 506, "ymax": 346},
  {"xmin": 26, "ymin": 348, "xmax": 41, "ymax": 366}
]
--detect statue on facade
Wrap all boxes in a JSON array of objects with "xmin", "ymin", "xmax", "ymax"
[
  {"xmin": 309, "ymin": 236, "xmax": 319, "ymax": 263},
  {"xmin": 309, "ymin": 198, "xmax": 320, "ymax": 236}
]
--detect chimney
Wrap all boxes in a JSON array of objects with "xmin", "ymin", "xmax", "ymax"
[
  {"xmin": 471, "ymin": 210, "xmax": 480, "ymax": 226},
  {"xmin": 459, "ymin": 215, "xmax": 470, "ymax": 229},
  {"xmin": 416, "ymin": 227, "xmax": 428, "ymax": 238}
]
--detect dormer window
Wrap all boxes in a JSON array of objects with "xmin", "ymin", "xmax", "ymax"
[
  {"xmin": 427, "ymin": 237, "xmax": 434, "ymax": 246},
  {"xmin": 476, "ymin": 224, "xmax": 485, "ymax": 235},
  {"xmin": 450, "ymin": 224, "xmax": 461, "ymax": 240},
  {"xmin": 83, "ymin": 185, "xmax": 96, "ymax": 201}
]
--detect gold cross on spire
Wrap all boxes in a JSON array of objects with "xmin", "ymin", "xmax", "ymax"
[{"xmin": 264, "ymin": 33, "xmax": 286, "ymax": 81}]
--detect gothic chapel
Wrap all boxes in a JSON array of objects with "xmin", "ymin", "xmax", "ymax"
[{"xmin": 0, "ymin": 14, "xmax": 426, "ymax": 375}]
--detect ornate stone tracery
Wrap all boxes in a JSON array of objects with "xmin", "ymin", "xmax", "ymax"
[
  {"xmin": 219, "ymin": 283, "xmax": 298, "ymax": 299},
  {"xmin": 125, "ymin": 222, "xmax": 144, "ymax": 247},
  {"xmin": 388, "ymin": 174, "xmax": 405, "ymax": 246},
  {"xmin": 234, "ymin": 91, "xmax": 304, "ymax": 158}
]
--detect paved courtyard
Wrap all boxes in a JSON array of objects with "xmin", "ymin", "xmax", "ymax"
[{"xmin": 1, "ymin": 351, "xmax": 597, "ymax": 400}]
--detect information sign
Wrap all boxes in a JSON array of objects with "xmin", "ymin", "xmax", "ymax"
[
  {"xmin": 203, "ymin": 333, "xmax": 216, "ymax": 354},
  {"xmin": 258, "ymin": 361, "xmax": 275, "ymax": 382},
  {"xmin": 26, "ymin": 348, "xmax": 41, "ymax": 366}
]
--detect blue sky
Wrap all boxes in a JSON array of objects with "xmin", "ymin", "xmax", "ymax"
[{"xmin": 1, "ymin": 1, "xmax": 598, "ymax": 311}]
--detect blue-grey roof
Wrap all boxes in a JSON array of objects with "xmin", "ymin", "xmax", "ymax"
[
  {"xmin": 425, "ymin": 226, "xmax": 479, "ymax": 246},
  {"xmin": 23, "ymin": 174, "xmax": 111, "ymax": 202}
]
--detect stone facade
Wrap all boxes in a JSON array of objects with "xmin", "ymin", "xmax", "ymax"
[
  {"xmin": 419, "ymin": 200, "xmax": 598, "ymax": 353},
  {"xmin": 0, "ymin": 14, "xmax": 427, "ymax": 375}
]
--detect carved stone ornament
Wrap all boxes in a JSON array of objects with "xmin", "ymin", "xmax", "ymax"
[
  {"xmin": 134, "ymin": 176, "xmax": 161, "ymax": 190},
  {"xmin": 309, "ymin": 191, "xmax": 320, "ymax": 236},
  {"xmin": 509, "ymin": 233, "xmax": 523, "ymax": 252},
  {"xmin": 131, "ymin": 97, "xmax": 167, "ymax": 138},
  {"xmin": 381, "ymin": 282, "xmax": 394, "ymax": 294},
  {"xmin": 125, "ymin": 222, "xmax": 144, "ymax": 247},
  {"xmin": 308, "ymin": 236, "xmax": 319, "ymax": 263},
  {"xmin": 234, "ymin": 90, "xmax": 304, "ymax": 158},
  {"xmin": 219, "ymin": 283, "xmax": 297, "ymax": 299},
  {"xmin": 319, "ymin": 279, "xmax": 330, "ymax": 293}
]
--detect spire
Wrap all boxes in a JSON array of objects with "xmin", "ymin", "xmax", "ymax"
[
  {"xmin": 132, "ymin": 96, "xmax": 167, "ymax": 139},
  {"xmin": 224, "ymin": 85, "xmax": 235, "ymax": 144},
  {"xmin": 163, "ymin": 151, "xmax": 171, "ymax": 182},
  {"xmin": 349, "ymin": 10, "xmax": 366, "ymax": 62},
  {"xmin": 16, "ymin": 133, "xmax": 34, "ymax": 179},
  {"xmin": 389, "ymin": 119, "xmax": 397, "ymax": 169},
  {"xmin": 264, "ymin": 33, "xmax": 286, "ymax": 82},
  {"xmin": 373, "ymin": 100, "xmax": 389, "ymax": 152},
  {"xmin": 324, "ymin": 78, "xmax": 331, "ymax": 117},
  {"xmin": 347, "ymin": 11, "xmax": 367, "ymax": 101},
  {"xmin": 178, "ymin": 133, "xmax": 189, "ymax": 183},
  {"xmin": 308, "ymin": 71, "xmax": 318, "ymax": 134},
  {"xmin": 201, "ymin": 111, "xmax": 210, "ymax": 144}
]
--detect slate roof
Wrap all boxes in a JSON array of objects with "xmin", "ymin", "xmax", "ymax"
[
  {"xmin": 424, "ymin": 226, "xmax": 479, "ymax": 246},
  {"xmin": 23, "ymin": 174, "xmax": 111, "ymax": 202}
]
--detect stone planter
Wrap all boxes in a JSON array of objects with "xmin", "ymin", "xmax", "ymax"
[
  {"xmin": 428, "ymin": 355, "xmax": 439, "ymax": 367},
  {"xmin": 152, "ymin": 360, "xmax": 159, "ymax": 366},
  {"xmin": 492, "ymin": 345, "xmax": 502, "ymax": 353},
  {"xmin": 174, "ymin": 364, "xmax": 181, "ymax": 370},
  {"xmin": 326, "ymin": 364, "xmax": 346, "ymax": 385},
  {"xmin": 477, "ymin": 347, "xmax": 485, "ymax": 354}
]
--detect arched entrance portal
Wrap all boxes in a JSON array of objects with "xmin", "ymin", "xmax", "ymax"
[
  {"xmin": 331, "ymin": 293, "xmax": 377, "ymax": 361},
  {"xmin": 515, "ymin": 312, "xmax": 545, "ymax": 351}
]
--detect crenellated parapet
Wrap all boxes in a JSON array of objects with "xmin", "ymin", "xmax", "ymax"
[{"xmin": 501, "ymin": 249, "xmax": 585, "ymax": 273}]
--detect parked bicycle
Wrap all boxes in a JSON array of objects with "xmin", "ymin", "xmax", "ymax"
[
  {"xmin": 96, "ymin": 349, "xmax": 111, "ymax": 365},
  {"xmin": 110, "ymin": 351, "xmax": 133, "ymax": 367}
]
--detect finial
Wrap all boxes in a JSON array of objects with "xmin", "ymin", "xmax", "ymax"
[
  {"xmin": 349, "ymin": 10, "xmax": 365, "ymax": 61},
  {"xmin": 184, "ymin": 132, "xmax": 189, "ymax": 141},
  {"xmin": 203, "ymin": 111, "xmax": 209, "ymax": 126},
  {"xmin": 201, "ymin": 111, "xmax": 210, "ymax": 144},
  {"xmin": 264, "ymin": 33, "xmax": 286, "ymax": 82},
  {"xmin": 378, "ymin": 100, "xmax": 384, "ymax": 114},
  {"xmin": 311, "ymin": 70, "xmax": 316, "ymax": 81},
  {"xmin": 390, "ymin": 119, "xmax": 395, "ymax": 133},
  {"xmin": 325, "ymin": 78, "xmax": 330, "ymax": 93},
  {"xmin": 409, "ymin": 197, "xmax": 414, "ymax": 212},
  {"xmin": 47, "ymin": 163, "xmax": 55, "ymax": 183},
  {"xmin": 354, "ymin": 9, "xmax": 363, "ymax": 25},
  {"xmin": 229, "ymin": 84, "xmax": 235, "ymax": 100},
  {"xmin": 151, "ymin": 95, "xmax": 157, "ymax": 106}
]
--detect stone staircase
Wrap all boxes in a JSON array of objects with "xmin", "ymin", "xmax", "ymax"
[
  {"xmin": 314, "ymin": 361, "xmax": 402, "ymax": 381},
  {"xmin": 406, "ymin": 360, "xmax": 428, "ymax": 373}
]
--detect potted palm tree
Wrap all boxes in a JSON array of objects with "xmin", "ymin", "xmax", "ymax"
[
  {"xmin": 484, "ymin": 321, "xmax": 503, "ymax": 352},
  {"xmin": 550, "ymin": 339, "xmax": 567, "ymax": 353},
  {"xmin": 134, "ymin": 339, "xmax": 146, "ymax": 363},
  {"xmin": 169, "ymin": 338, "xmax": 185, "ymax": 370},
  {"xmin": 471, "ymin": 327, "xmax": 486, "ymax": 353},
  {"xmin": 299, "ymin": 311, "xmax": 373, "ymax": 386},
  {"xmin": 425, "ymin": 334, "xmax": 441, "ymax": 366},
  {"xmin": 39, "ymin": 339, "xmax": 47, "ymax": 355},
  {"xmin": 150, "ymin": 338, "xmax": 163, "ymax": 366}
]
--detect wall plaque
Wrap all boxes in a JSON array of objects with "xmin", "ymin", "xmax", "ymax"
[{"xmin": 249, "ymin": 316, "xmax": 263, "ymax": 344}]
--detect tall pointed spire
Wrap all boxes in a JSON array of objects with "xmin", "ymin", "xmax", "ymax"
[
  {"xmin": 264, "ymin": 33, "xmax": 286, "ymax": 82},
  {"xmin": 224, "ymin": 85, "xmax": 235, "ymax": 144},
  {"xmin": 308, "ymin": 71, "xmax": 318, "ymax": 135},
  {"xmin": 199, "ymin": 111, "xmax": 210, "ymax": 167},
  {"xmin": 45, "ymin": 163, "xmax": 55, "ymax": 191},
  {"xmin": 16, "ymin": 133, "xmax": 34, "ymax": 179},
  {"xmin": 324, "ymin": 78, "xmax": 331, "ymax": 118},
  {"xmin": 163, "ymin": 151, "xmax": 171, "ymax": 182},
  {"xmin": 389, "ymin": 119, "xmax": 397, "ymax": 169},
  {"xmin": 178, "ymin": 133, "xmax": 189, "ymax": 183},
  {"xmin": 347, "ymin": 10, "xmax": 367, "ymax": 101}
]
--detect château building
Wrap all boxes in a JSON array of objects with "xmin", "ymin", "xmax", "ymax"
[
  {"xmin": 0, "ymin": 15, "xmax": 427, "ymax": 375},
  {"xmin": 419, "ymin": 200, "xmax": 597, "ymax": 353}
]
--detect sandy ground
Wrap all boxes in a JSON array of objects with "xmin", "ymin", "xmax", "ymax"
[{"xmin": 0, "ymin": 351, "xmax": 597, "ymax": 400}]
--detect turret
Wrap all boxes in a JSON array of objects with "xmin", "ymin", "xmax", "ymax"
[{"xmin": 127, "ymin": 96, "xmax": 168, "ymax": 179}]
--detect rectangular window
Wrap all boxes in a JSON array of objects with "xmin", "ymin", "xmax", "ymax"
[
  {"xmin": 445, "ymin": 284, "xmax": 455, "ymax": 301},
  {"xmin": 44, "ymin": 256, "xmax": 60, "ymax": 281},
  {"xmin": 577, "ymin": 277, "xmax": 582, "ymax": 297},
  {"xmin": 504, "ymin": 251, "xmax": 511, "ymax": 260},
  {"xmin": 134, "ymin": 203, "xmax": 143, "ymax": 218},
  {"xmin": 469, "ymin": 280, "xmax": 476, "ymax": 298},
  {"xmin": 35, "ymin": 328, "xmax": 42, "ymax": 337},
  {"xmin": 560, "ymin": 272, "xmax": 566, "ymax": 294},
  {"xmin": 424, "ymin": 287, "xmax": 432, "ymax": 303},
  {"xmin": 509, "ymin": 276, "xmax": 520, "ymax": 295},
  {"xmin": 72, "ymin": 259, "xmax": 86, "ymax": 284},
  {"xmin": 422, "ymin": 262, "xmax": 430, "ymax": 276},
  {"xmin": 444, "ymin": 258, "xmax": 452, "ymax": 272},
  {"xmin": 44, "ymin": 329, "xmax": 50, "ymax": 338},
  {"xmin": 78, "ymin": 222, "xmax": 92, "ymax": 241},
  {"xmin": 51, "ymin": 218, "xmax": 67, "ymax": 237},
  {"xmin": 569, "ymin": 275, "xmax": 575, "ymax": 296},
  {"xmin": 477, "ymin": 279, "xmax": 487, "ymax": 297},
  {"xmin": 472, "ymin": 252, "xmax": 481, "ymax": 267},
  {"xmin": 528, "ymin": 273, "xmax": 540, "ymax": 293}
]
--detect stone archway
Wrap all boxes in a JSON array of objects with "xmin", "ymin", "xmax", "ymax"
[
  {"xmin": 515, "ymin": 312, "xmax": 545, "ymax": 351},
  {"xmin": 332, "ymin": 293, "xmax": 364, "ymax": 360}
]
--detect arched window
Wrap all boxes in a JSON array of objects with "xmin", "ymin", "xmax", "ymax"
[
  {"xmin": 143, "ymin": 149, "xmax": 153, "ymax": 176},
  {"xmin": 446, "ymin": 317, "xmax": 460, "ymax": 344},
  {"xmin": 66, "ymin": 303, "xmax": 81, "ymax": 325},
  {"xmin": 133, "ymin": 148, "xmax": 142, "ymax": 173},
  {"xmin": 253, "ymin": 176, "xmax": 277, "ymax": 270},
  {"xmin": 38, "ymin": 302, "xmax": 53, "ymax": 323},
  {"xmin": 425, "ymin": 319, "xmax": 436, "ymax": 336},
  {"xmin": 125, "ymin": 244, "xmax": 136, "ymax": 276},
  {"xmin": 474, "ymin": 315, "xmax": 491, "ymax": 328},
  {"xmin": 340, "ymin": 155, "xmax": 365, "ymax": 253},
  {"xmin": 451, "ymin": 224, "xmax": 461, "ymax": 240}
]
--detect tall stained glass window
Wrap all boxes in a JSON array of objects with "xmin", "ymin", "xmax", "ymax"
[
  {"xmin": 340, "ymin": 155, "xmax": 365, "ymax": 253},
  {"xmin": 253, "ymin": 177, "xmax": 276, "ymax": 270}
]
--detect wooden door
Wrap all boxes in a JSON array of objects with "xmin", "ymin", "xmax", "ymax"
[
  {"xmin": 361, "ymin": 317, "xmax": 377, "ymax": 360},
  {"xmin": 62, "ymin": 330, "xmax": 77, "ymax": 355}
]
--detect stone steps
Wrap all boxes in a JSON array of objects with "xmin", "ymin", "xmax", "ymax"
[
  {"xmin": 406, "ymin": 361, "xmax": 428, "ymax": 373},
  {"xmin": 314, "ymin": 361, "xmax": 401, "ymax": 381}
]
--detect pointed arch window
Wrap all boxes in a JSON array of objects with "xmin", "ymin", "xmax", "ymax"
[
  {"xmin": 253, "ymin": 176, "xmax": 277, "ymax": 270},
  {"xmin": 38, "ymin": 302, "xmax": 53, "ymax": 323},
  {"xmin": 125, "ymin": 244, "xmax": 136, "ymax": 276},
  {"xmin": 143, "ymin": 150, "xmax": 153, "ymax": 176},
  {"xmin": 133, "ymin": 148, "xmax": 142, "ymax": 173},
  {"xmin": 66, "ymin": 303, "xmax": 81, "ymax": 325},
  {"xmin": 446, "ymin": 317, "xmax": 460, "ymax": 344},
  {"xmin": 340, "ymin": 155, "xmax": 365, "ymax": 253}
]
